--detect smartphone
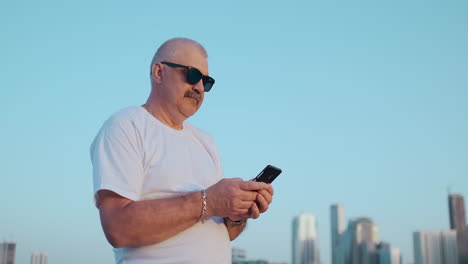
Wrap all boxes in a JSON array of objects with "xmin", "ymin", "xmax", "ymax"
[{"xmin": 252, "ymin": 165, "xmax": 282, "ymax": 184}]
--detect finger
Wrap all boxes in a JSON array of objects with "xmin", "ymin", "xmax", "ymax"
[
  {"xmin": 240, "ymin": 190, "xmax": 259, "ymax": 201},
  {"xmin": 249, "ymin": 203, "xmax": 260, "ymax": 219},
  {"xmin": 267, "ymin": 184, "xmax": 274, "ymax": 196},
  {"xmin": 256, "ymin": 194, "xmax": 269, "ymax": 213},
  {"xmin": 240, "ymin": 180, "xmax": 268, "ymax": 191},
  {"xmin": 237, "ymin": 200, "xmax": 254, "ymax": 209},
  {"xmin": 258, "ymin": 190, "xmax": 272, "ymax": 204},
  {"xmin": 233, "ymin": 209, "xmax": 250, "ymax": 217}
]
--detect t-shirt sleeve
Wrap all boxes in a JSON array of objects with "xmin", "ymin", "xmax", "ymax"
[{"xmin": 90, "ymin": 116, "xmax": 144, "ymax": 207}]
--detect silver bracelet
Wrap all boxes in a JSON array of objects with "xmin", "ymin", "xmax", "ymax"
[{"xmin": 201, "ymin": 190, "xmax": 207, "ymax": 223}]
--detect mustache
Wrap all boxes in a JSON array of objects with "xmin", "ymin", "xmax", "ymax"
[{"xmin": 184, "ymin": 90, "xmax": 201, "ymax": 101}]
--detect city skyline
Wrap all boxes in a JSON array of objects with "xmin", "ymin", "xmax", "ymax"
[
  {"xmin": 2, "ymin": 0, "xmax": 468, "ymax": 263},
  {"xmin": 3, "ymin": 193, "xmax": 466, "ymax": 263},
  {"xmin": 4, "ymin": 193, "xmax": 465, "ymax": 264}
]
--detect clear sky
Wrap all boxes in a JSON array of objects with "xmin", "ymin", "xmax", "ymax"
[{"xmin": 1, "ymin": 0, "xmax": 467, "ymax": 263}]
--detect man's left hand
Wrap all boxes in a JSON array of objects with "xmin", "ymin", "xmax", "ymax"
[
  {"xmin": 256, "ymin": 184, "xmax": 274, "ymax": 214},
  {"xmin": 246, "ymin": 184, "xmax": 274, "ymax": 219},
  {"xmin": 229, "ymin": 184, "xmax": 274, "ymax": 221}
]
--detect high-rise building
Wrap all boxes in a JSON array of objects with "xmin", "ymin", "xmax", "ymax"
[
  {"xmin": 459, "ymin": 231, "xmax": 468, "ymax": 264},
  {"xmin": 330, "ymin": 203, "xmax": 396, "ymax": 264},
  {"xmin": 331, "ymin": 204, "xmax": 346, "ymax": 264},
  {"xmin": 231, "ymin": 247, "xmax": 281, "ymax": 264},
  {"xmin": 448, "ymin": 194, "xmax": 468, "ymax": 264},
  {"xmin": 413, "ymin": 230, "xmax": 458, "ymax": 264},
  {"xmin": 0, "ymin": 242, "xmax": 16, "ymax": 264},
  {"xmin": 292, "ymin": 213, "xmax": 320, "ymax": 264},
  {"xmin": 348, "ymin": 218, "xmax": 379, "ymax": 264},
  {"xmin": 377, "ymin": 242, "xmax": 401, "ymax": 264},
  {"xmin": 449, "ymin": 194, "xmax": 467, "ymax": 232},
  {"xmin": 31, "ymin": 252, "xmax": 48, "ymax": 264},
  {"xmin": 333, "ymin": 217, "xmax": 380, "ymax": 264}
]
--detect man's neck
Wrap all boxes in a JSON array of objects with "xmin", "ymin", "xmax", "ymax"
[{"xmin": 145, "ymin": 100, "xmax": 186, "ymax": 130}]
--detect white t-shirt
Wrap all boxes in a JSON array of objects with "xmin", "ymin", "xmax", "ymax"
[{"xmin": 90, "ymin": 106, "xmax": 231, "ymax": 264}]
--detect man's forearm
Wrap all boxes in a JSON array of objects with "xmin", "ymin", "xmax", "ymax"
[
  {"xmin": 100, "ymin": 191, "xmax": 203, "ymax": 248},
  {"xmin": 99, "ymin": 179, "xmax": 270, "ymax": 248}
]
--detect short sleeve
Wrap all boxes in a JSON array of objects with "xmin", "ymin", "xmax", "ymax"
[{"xmin": 90, "ymin": 115, "xmax": 144, "ymax": 207}]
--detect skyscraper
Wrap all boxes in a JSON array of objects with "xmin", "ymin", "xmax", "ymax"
[
  {"xmin": 377, "ymin": 242, "xmax": 401, "ymax": 264},
  {"xmin": 331, "ymin": 204, "xmax": 345, "ymax": 264},
  {"xmin": 448, "ymin": 194, "xmax": 468, "ymax": 264},
  {"xmin": 292, "ymin": 213, "xmax": 320, "ymax": 264},
  {"xmin": 0, "ymin": 242, "xmax": 16, "ymax": 264},
  {"xmin": 449, "ymin": 194, "xmax": 467, "ymax": 231},
  {"xmin": 413, "ymin": 230, "xmax": 458, "ymax": 264},
  {"xmin": 330, "ymin": 204, "xmax": 398, "ymax": 264},
  {"xmin": 333, "ymin": 217, "xmax": 380, "ymax": 264},
  {"xmin": 348, "ymin": 218, "xmax": 379, "ymax": 264},
  {"xmin": 31, "ymin": 252, "xmax": 48, "ymax": 264},
  {"xmin": 459, "ymin": 231, "xmax": 468, "ymax": 264}
]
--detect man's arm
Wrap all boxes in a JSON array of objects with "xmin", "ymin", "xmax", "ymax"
[
  {"xmin": 224, "ymin": 185, "xmax": 274, "ymax": 241},
  {"xmin": 98, "ymin": 178, "xmax": 269, "ymax": 248}
]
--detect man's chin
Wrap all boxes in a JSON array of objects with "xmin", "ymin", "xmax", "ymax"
[
  {"xmin": 180, "ymin": 105, "xmax": 200, "ymax": 119},
  {"xmin": 185, "ymin": 96, "xmax": 200, "ymax": 106}
]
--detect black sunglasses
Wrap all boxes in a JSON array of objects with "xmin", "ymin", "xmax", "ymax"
[{"xmin": 160, "ymin": 61, "xmax": 215, "ymax": 92}]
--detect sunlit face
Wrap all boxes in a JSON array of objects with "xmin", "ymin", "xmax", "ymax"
[{"xmin": 156, "ymin": 46, "xmax": 208, "ymax": 119}]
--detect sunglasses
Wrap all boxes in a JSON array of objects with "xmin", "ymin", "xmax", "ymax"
[{"xmin": 160, "ymin": 61, "xmax": 215, "ymax": 92}]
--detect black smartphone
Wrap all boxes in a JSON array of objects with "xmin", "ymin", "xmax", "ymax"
[{"xmin": 252, "ymin": 165, "xmax": 282, "ymax": 184}]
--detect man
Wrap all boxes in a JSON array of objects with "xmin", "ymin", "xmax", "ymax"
[{"xmin": 90, "ymin": 38, "xmax": 274, "ymax": 263}]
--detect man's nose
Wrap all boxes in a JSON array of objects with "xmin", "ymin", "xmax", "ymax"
[{"xmin": 192, "ymin": 79, "xmax": 204, "ymax": 94}]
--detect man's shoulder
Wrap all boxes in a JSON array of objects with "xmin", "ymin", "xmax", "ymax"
[
  {"xmin": 91, "ymin": 106, "xmax": 144, "ymax": 153},
  {"xmin": 110, "ymin": 105, "xmax": 143, "ymax": 121},
  {"xmin": 104, "ymin": 105, "xmax": 144, "ymax": 127}
]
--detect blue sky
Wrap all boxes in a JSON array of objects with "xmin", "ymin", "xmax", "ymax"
[{"xmin": 1, "ymin": 0, "xmax": 467, "ymax": 263}]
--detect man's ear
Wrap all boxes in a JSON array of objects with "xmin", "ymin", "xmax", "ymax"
[{"xmin": 151, "ymin": 63, "xmax": 163, "ymax": 83}]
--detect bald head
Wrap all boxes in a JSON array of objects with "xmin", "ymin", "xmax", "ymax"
[
  {"xmin": 146, "ymin": 38, "xmax": 210, "ymax": 127},
  {"xmin": 151, "ymin": 38, "xmax": 208, "ymax": 68}
]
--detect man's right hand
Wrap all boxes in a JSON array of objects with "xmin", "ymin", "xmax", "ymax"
[{"xmin": 205, "ymin": 178, "xmax": 269, "ymax": 220}]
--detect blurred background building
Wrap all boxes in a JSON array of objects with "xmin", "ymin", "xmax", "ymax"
[
  {"xmin": 411, "ymin": 193, "xmax": 468, "ymax": 264},
  {"xmin": 31, "ymin": 252, "xmax": 48, "ymax": 264},
  {"xmin": 331, "ymin": 204, "xmax": 346, "ymax": 264},
  {"xmin": 330, "ymin": 204, "xmax": 401, "ymax": 264},
  {"xmin": 377, "ymin": 242, "xmax": 402, "ymax": 264},
  {"xmin": 231, "ymin": 247, "xmax": 285, "ymax": 264},
  {"xmin": 292, "ymin": 213, "xmax": 320, "ymax": 264},
  {"xmin": 448, "ymin": 194, "xmax": 468, "ymax": 264},
  {"xmin": 413, "ymin": 230, "xmax": 458, "ymax": 264},
  {"xmin": 0, "ymin": 242, "xmax": 16, "ymax": 264}
]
